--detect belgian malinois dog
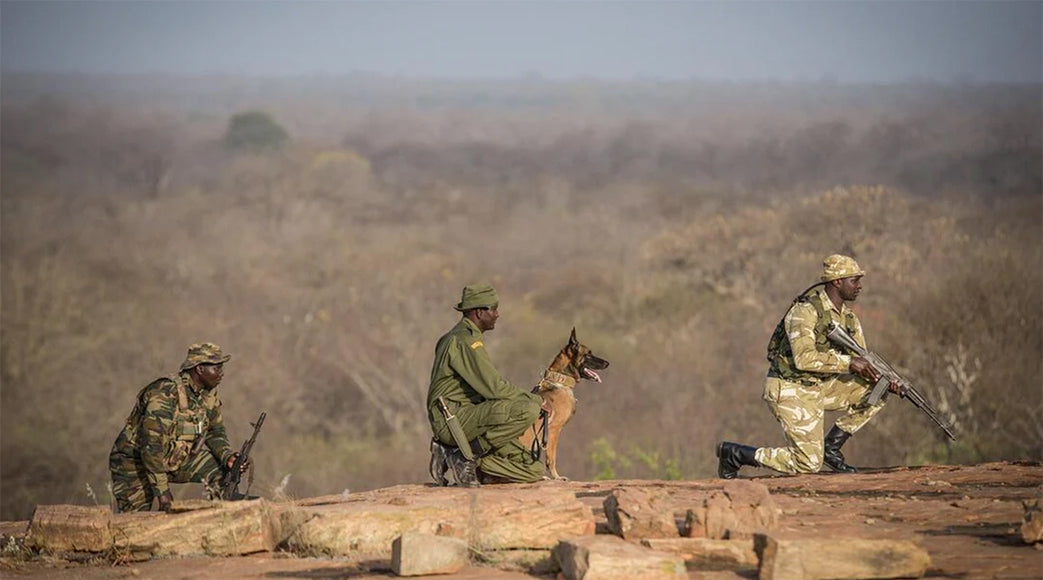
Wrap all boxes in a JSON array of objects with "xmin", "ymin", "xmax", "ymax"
[{"xmin": 519, "ymin": 328, "xmax": 609, "ymax": 480}]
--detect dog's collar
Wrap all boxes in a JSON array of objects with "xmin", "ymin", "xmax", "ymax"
[{"xmin": 540, "ymin": 370, "xmax": 577, "ymax": 389}]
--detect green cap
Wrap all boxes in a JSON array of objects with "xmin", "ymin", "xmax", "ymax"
[
  {"xmin": 454, "ymin": 284, "xmax": 499, "ymax": 312},
  {"xmin": 821, "ymin": 254, "xmax": 866, "ymax": 282},
  {"xmin": 180, "ymin": 342, "xmax": 231, "ymax": 371}
]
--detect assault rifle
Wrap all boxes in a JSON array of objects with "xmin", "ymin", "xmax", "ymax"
[
  {"xmin": 220, "ymin": 411, "xmax": 266, "ymax": 500},
  {"xmin": 826, "ymin": 324, "xmax": 957, "ymax": 441}
]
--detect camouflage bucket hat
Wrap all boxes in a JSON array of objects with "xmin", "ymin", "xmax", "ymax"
[
  {"xmin": 821, "ymin": 254, "xmax": 866, "ymax": 282},
  {"xmin": 180, "ymin": 342, "xmax": 231, "ymax": 371},
  {"xmin": 454, "ymin": 284, "xmax": 499, "ymax": 312}
]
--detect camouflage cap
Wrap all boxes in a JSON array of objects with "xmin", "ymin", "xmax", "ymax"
[
  {"xmin": 821, "ymin": 254, "xmax": 866, "ymax": 282},
  {"xmin": 179, "ymin": 342, "xmax": 231, "ymax": 371},
  {"xmin": 454, "ymin": 284, "xmax": 499, "ymax": 312}
]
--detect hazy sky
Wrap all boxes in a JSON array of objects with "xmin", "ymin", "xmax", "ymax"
[{"xmin": 2, "ymin": 1, "xmax": 1041, "ymax": 83}]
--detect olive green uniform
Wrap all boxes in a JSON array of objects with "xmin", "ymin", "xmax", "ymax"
[
  {"xmin": 427, "ymin": 317, "xmax": 544, "ymax": 482},
  {"xmin": 757, "ymin": 286, "xmax": 886, "ymax": 474},
  {"xmin": 109, "ymin": 372, "xmax": 234, "ymax": 512}
]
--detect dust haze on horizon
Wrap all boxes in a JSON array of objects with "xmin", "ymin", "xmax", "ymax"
[{"xmin": 2, "ymin": 0, "xmax": 1041, "ymax": 84}]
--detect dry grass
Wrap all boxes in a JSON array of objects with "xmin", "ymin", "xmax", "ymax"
[{"xmin": 1, "ymin": 77, "xmax": 1040, "ymax": 520}]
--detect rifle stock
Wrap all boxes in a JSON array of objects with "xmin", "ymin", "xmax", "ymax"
[
  {"xmin": 826, "ymin": 325, "xmax": 957, "ymax": 441},
  {"xmin": 220, "ymin": 411, "xmax": 266, "ymax": 500}
]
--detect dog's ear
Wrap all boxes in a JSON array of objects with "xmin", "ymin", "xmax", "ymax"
[{"xmin": 569, "ymin": 327, "xmax": 578, "ymax": 347}]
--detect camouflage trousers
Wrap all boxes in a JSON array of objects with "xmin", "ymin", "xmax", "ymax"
[
  {"xmin": 755, "ymin": 375, "xmax": 886, "ymax": 474},
  {"xmin": 430, "ymin": 396, "xmax": 545, "ymax": 483},
  {"xmin": 109, "ymin": 448, "xmax": 225, "ymax": 512}
]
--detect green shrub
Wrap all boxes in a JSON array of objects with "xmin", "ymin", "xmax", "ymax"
[{"xmin": 223, "ymin": 111, "xmax": 289, "ymax": 153}]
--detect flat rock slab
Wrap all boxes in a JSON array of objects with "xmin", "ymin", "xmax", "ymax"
[
  {"xmin": 113, "ymin": 499, "xmax": 275, "ymax": 558},
  {"xmin": 755, "ymin": 534, "xmax": 931, "ymax": 580},
  {"xmin": 641, "ymin": 537, "xmax": 758, "ymax": 570},
  {"xmin": 478, "ymin": 548, "xmax": 559, "ymax": 575},
  {"xmin": 392, "ymin": 531, "xmax": 469, "ymax": 576},
  {"xmin": 553, "ymin": 535, "xmax": 685, "ymax": 580},
  {"xmin": 281, "ymin": 485, "xmax": 595, "ymax": 557},
  {"xmin": 0, "ymin": 520, "xmax": 29, "ymax": 538}
]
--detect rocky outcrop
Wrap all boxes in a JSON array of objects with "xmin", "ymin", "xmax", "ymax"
[
  {"xmin": 602, "ymin": 488, "xmax": 678, "ymax": 540},
  {"xmin": 24, "ymin": 485, "xmax": 594, "ymax": 561},
  {"xmin": 9, "ymin": 463, "xmax": 1040, "ymax": 579},
  {"xmin": 683, "ymin": 479, "xmax": 778, "ymax": 539}
]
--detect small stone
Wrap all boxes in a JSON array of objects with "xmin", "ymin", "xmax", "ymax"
[{"xmin": 391, "ymin": 532, "xmax": 468, "ymax": 576}]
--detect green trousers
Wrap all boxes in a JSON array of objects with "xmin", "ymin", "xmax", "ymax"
[
  {"xmin": 430, "ymin": 396, "xmax": 545, "ymax": 483},
  {"xmin": 109, "ymin": 447, "xmax": 225, "ymax": 512}
]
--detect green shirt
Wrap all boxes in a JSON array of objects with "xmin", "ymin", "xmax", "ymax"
[{"xmin": 426, "ymin": 317, "xmax": 539, "ymax": 410}]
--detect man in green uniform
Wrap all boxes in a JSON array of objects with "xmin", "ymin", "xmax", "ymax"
[
  {"xmin": 716, "ymin": 255, "xmax": 897, "ymax": 478},
  {"xmin": 109, "ymin": 342, "xmax": 245, "ymax": 512},
  {"xmin": 427, "ymin": 284, "xmax": 546, "ymax": 486}
]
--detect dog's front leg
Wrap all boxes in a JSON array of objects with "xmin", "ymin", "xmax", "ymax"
[{"xmin": 545, "ymin": 420, "xmax": 568, "ymax": 480}]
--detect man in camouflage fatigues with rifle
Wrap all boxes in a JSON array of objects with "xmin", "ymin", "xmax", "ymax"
[
  {"xmin": 716, "ymin": 255, "xmax": 897, "ymax": 478},
  {"xmin": 427, "ymin": 284, "xmax": 546, "ymax": 486},
  {"xmin": 109, "ymin": 343, "xmax": 246, "ymax": 512}
]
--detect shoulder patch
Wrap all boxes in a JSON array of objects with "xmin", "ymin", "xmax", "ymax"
[{"xmin": 470, "ymin": 340, "xmax": 484, "ymax": 350}]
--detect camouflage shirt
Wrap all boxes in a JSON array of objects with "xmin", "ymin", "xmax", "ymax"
[
  {"xmin": 426, "ymin": 317, "xmax": 540, "ymax": 410},
  {"xmin": 768, "ymin": 286, "xmax": 867, "ymax": 383},
  {"xmin": 112, "ymin": 372, "xmax": 233, "ymax": 494}
]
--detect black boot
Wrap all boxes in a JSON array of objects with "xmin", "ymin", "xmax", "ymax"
[
  {"xmin": 715, "ymin": 441, "xmax": 759, "ymax": 479},
  {"xmin": 429, "ymin": 440, "xmax": 450, "ymax": 486},
  {"xmin": 823, "ymin": 425, "xmax": 858, "ymax": 473},
  {"xmin": 445, "ymin": 447, "xmax": 480, "ymax": 487}
]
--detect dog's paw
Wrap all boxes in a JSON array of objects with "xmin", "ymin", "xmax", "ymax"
[{"xmin": 553, "ymin": 475, "xmax": 570, "ymax": 482}]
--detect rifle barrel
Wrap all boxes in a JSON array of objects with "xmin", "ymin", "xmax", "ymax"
[
  {"xmin": 221, "ymin": 411, "xmax": 267, "ymax": 500},
  {"xmin": 827, "ymin": 325, "xmax": 958, "ymax": 441}
]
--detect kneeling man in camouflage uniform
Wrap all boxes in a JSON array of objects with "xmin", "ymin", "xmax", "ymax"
[
  {"xmin": 716, "ymin": 255, "xmax": 897, "ymax": 478},
  {"xmin": 427, "ymin": 284, "xmax": 546, "ymax": 486},
  {"xmin": 109, "ymin": 342, "xmax": 244, "ymax": 512}
]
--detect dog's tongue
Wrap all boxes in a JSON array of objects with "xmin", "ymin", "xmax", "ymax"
[{"xmin": 583, "ymin": 368, "xmax": 602, "ymax": 383}]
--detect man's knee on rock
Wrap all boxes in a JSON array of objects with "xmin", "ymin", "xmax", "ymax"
[{"xmin": 793, "ymin": 451, "xmax": 824, "ymax": 474}]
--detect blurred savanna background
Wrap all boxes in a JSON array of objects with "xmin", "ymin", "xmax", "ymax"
[
  {"xmin": 3, "ymin": 74, "xmax": 1040, "ymax": 520},
  {"xmin": 2, "ymin": 2, "xmax": 1041, "ymax": 521}
]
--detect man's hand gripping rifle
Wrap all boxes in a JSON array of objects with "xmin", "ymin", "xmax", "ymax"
[
  {"xmin": 220, "ymin": 411, "xmax": 266, "ymax": 500},
  {"xmin": 826, "ymin": 324, "xmax": 957, "ymax": 441}
]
